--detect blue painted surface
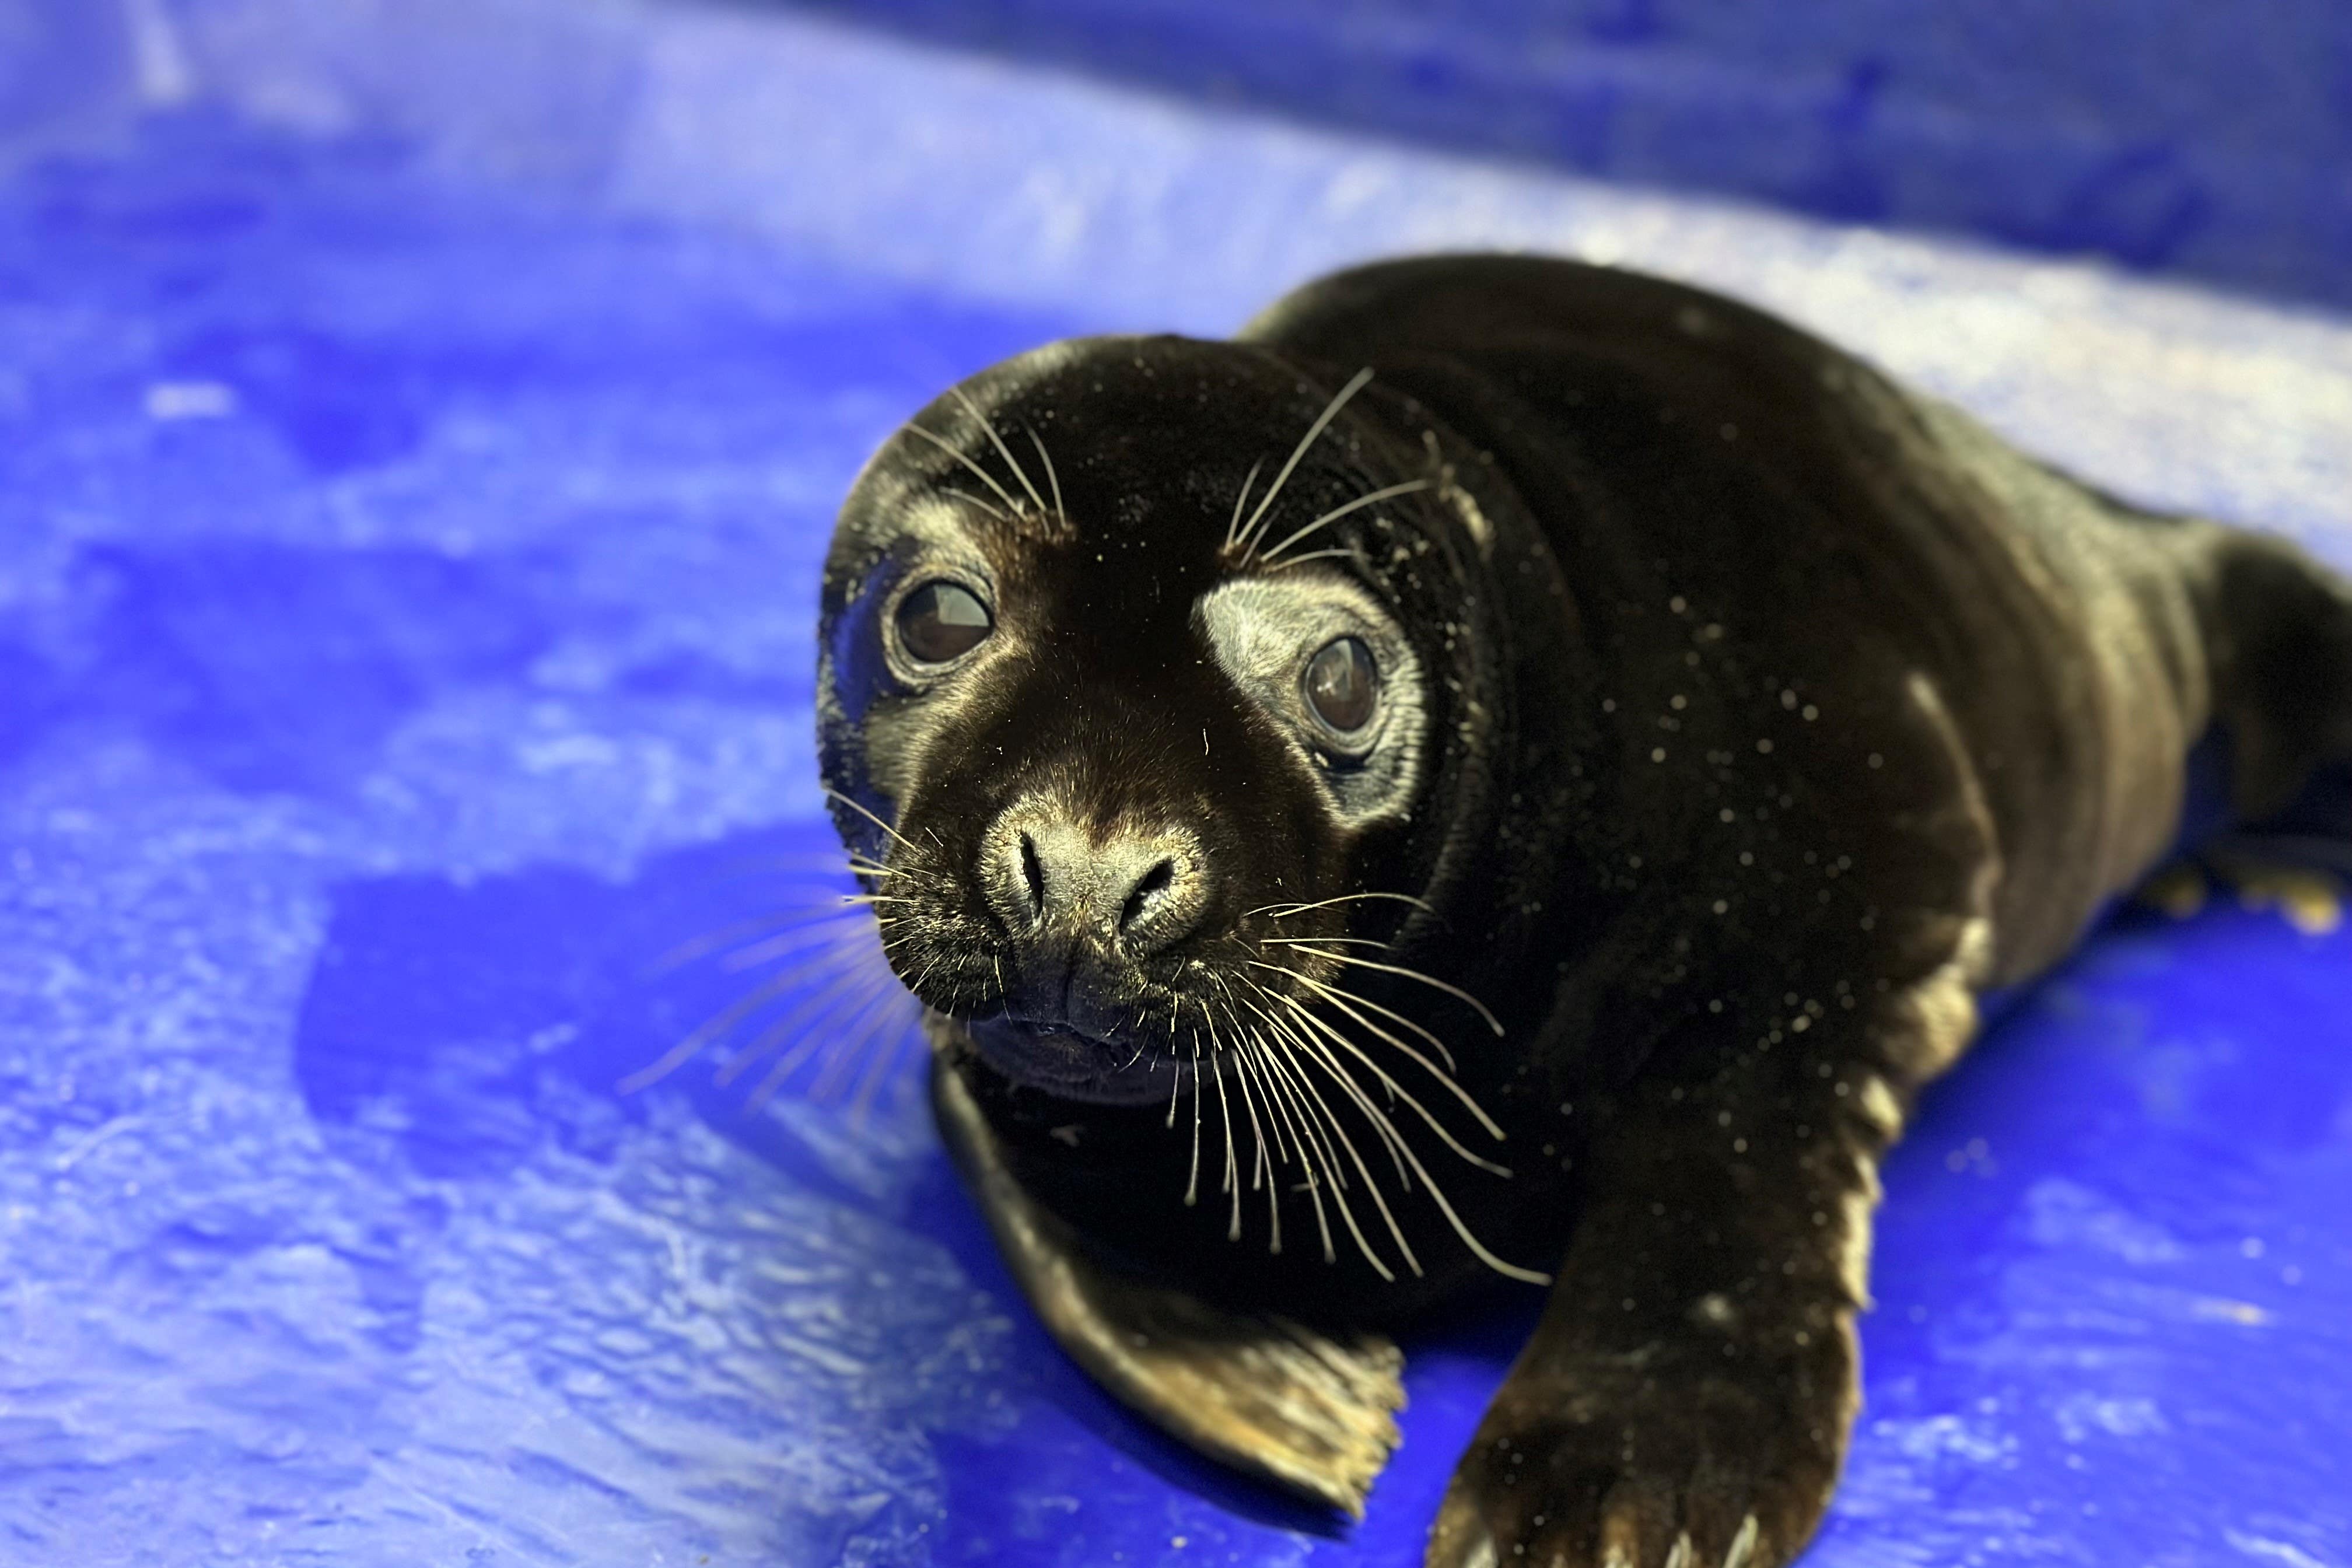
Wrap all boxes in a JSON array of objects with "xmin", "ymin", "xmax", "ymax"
[
  {"xmin": 2, "ymin": 4, "xmax": 2349, "ymax": 1566},
  {"xmin": 798, "ymin": 0, "xmax": 2352, "ymax": 313}
]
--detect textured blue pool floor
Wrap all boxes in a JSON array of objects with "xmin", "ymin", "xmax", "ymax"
[{"xmin": 3, "ymin": 5, "xmax": 2351, "ymax": 1566}]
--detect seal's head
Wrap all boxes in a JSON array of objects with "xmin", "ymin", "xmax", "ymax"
[{"xmin": 816, "ymin": 337, "xmax": 1518, "ymax": 1108}]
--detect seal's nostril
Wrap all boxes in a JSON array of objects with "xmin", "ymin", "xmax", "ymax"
[
  {"xmin": 1019, "ymin": 830, "xmax": 1046, "ymax": 918},
  {"xmin": 1120, "ymin": 857, "xmax": 1176, "ymax": 933}
]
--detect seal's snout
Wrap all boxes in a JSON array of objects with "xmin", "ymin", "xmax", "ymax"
[
  {"xmin": 979, "ymin": 797, "xmax": 1209, "ymax": 1039},
  {"xmin": 988, "ymin": 808, "xmax": 1208, "ymax": 956}
]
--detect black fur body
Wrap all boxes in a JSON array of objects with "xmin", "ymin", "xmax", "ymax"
[{"xmin": 814, "ymin": 257, "xmax": 2352, "ymax": 1566}]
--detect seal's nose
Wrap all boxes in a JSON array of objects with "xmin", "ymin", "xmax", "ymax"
[
  {"xmin": 999, "ymin": 815, "xmax": 1203, "ymax": 958},
  {"xmin": 976, "ymin": 799, "xmax": 1208, "ymax": 1038}
]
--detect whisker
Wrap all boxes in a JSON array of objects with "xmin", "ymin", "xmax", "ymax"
[
  {"xmin": 1385, "ymin": 1120, "xmax": 1548, "ymax": 1284},
  {"xmin": 901, "ymin": 421, "xmax": 1026, "ymax": 520},
  {"xmin": 1203, "ymin": 1009, "xmax": 1241, "ymax": 1237},
  {"xmin": 1253, "ymin": 1020, "xmax": 1347, "ymax": 1194},
  {"xmin": 939, "ymin": 485, "xmax": 1012, "ymax": 524},
  {"xmin": 1252, "ymin": 955, "xmax": 1462, "ymax": 1073},
  {"xmin": 1236, "ymin": 366, "xmax": 1376, "ymax": 559},
  {"xmin": 1224, "ymin": 457, "xmax": 1266, "ymax": 553},
  {"xmin": 1265, "ymin": 978, "xmax": 1510, "ymax": 1170},
  {"xmin": 1271, "ymin": 942, "xmax": 1506, "ymax": 1035},
  {"xmin": 1261, "ymin": 548, "xmax": 1366, "ymax": 572},
  {"xmin": 1254, "ymin": 987, "xmax": 1412, "ymax": 1187},
  {"xmin": 1245, "ymin": 890, "xmax": 1434, "ymax": 919},
  {"xmin": 1185, "ymin": 1035, "xmax": 1205, "ymax": 1208},
  {"xmin": 1246, "ymin": 998, "xmax": 1398, "ymax": 1279},
  {"xmin": 1258, "ymin": 478, "xmax": 1431, "ymax": 564},
  {"xmin": 739, "ymin": 985, "xmax": 879, "ymax": 1105},
  {"xmin": 646, "ymin": 908, "xmax": 839, "ymax": 978},
  {"xmin": 809, "ymin": 984, "xmax": 918, "ymax": 1102},
  {"xmin": 746, "ymin": 980, "xmax": 907, "ymax": 1110},
  {"xmin": 1024, "ymin": 426, "xmax": 1065, "ymax": 524},
  {"xmin": 825, "ymin": 787, "xmax": 922, "ymax": 858},
  {"xmin": 1255, "ymin": 994, "xmax": 1420, "ymax": 1278},
  {"xmin": 950, "ymin": 387, "xmax": 1046, "ymax": 517},
  {"xmin": 1222, "ymin": 1006, "xmax": 1279, "ymax": 1248},
  {"xmin": 716, "ymin": 965, "xmax": 893, "ymax": 1087},
  {"xmin": 1248, "ymin": 1027, "xmax": 1334, "ymax": 1265},
  {"xmin": 1275, "ymin": 994, "xmax": 1545, "ymax": 1285},
  {"xmin": 723, "ymin": 918, "xmax": 884, "ymax": 975},
  {"xmin": 1240, "ymin": 1026, "xmax": 1296, "ymax": 1170},
  {"xmin": 618, "ymin": 972, "xmax": 794, "ymax": 1094},
  {"xmin": 846, "ymin": 1000, "xmax": 923, "ymax": 1123},
  {"xmin": 1166, "ymin": 1026, "xmax": 1184, "ymax": 1130}
]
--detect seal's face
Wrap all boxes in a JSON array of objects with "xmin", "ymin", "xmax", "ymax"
[{"xmin": 817, "ymin": 338, "xmax": 1477, "ymax": 1105}]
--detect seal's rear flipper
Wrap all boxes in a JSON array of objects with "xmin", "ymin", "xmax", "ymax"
[{"xmin": 930, "ymin": 1048, "xmax": 1406, "ymax": 1516}]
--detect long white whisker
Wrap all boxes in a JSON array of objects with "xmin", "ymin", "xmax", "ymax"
[
  {"xmin": 950, "ymin": 388, "xmax": 1046, "ymax": 517},
  {"xmin": 1234, "ymin": 1030, "xmax": 1280, "ymax": 1252},
  {"xmin": 825, "ymin": 786, "xmax": 922, "ymax": 858},
  {"xmin": 1203, "ymin": 1009, "xmax": 1241, "ymax": 1237},
  {"xmin": 1256, "ymin": 998, "xmax": 1422, "ymax": 1278},
  {"xmin": 647, "ymin": 908, "xmax": 844, "ymax": 978},
  {"xmin": 752, "ymin": 979, "xmax": 904, "ymax": 1106},
  {"xmin": 1221, "ymin": 1002, "xmax": 1275, "ymax": 1191},
  {"xmin": 1271, "ymin": 997, "xmax": 1546, "ymax": 1283},
  {"xmin": 1024, "ymin": 426, "xmax": 1065, "ymax": 524},
  {"xmin": 723, "ymin": 918, "xmax": 884, "ymax": 974},
  {"xmin": 939, "ymin": 485, "xmax": 1012, "ymax": 523},
  {"xmin": 1249, "ymin": 1027, "xmax": 1335, "ymax": 1266},
  {"xmin": 1272, "ymin": 942, "xmax": 1506, "ymax": 1035},
  {"xmin": 846, "ymin": 995, "xmax": 924, "ymax": 1121},
  {"xmin": 1245, "ymin": 890, "xmax": 1433, "ymax": 919},
  {"xmin": 718, "ymin": 965, "xmax": 892, "ymax": 1086},
  {"xmin": 1258, "ymin": 478, "xmax": 1431, "ymax": 564},
  {"xmin": 1255, "ymin": 956, "xmax": 1468, "ymax": 1078},
  {"xmin": 1166, "ymin": 1003, "xmax": 1184, "ymax": 1130},
  {"xmin": 1266, "ymin": 978, "xmax": 1511, "ymax": 1173},
  {"xmin": 1256, "ymin": 991, "xmax": 1412, "ymax": 1187},
  {"xmin": 1237, "ymin": 366, "xmax": 1376, "ymax": 558},
  {"xmin": 901, "ymin": 422, "xmax": 1026, "ymax": 519},
  {"xmin": 1185, "ymin": 1035, "xmax": 1205, "ymax": 1208},
  {"xmin": 1264, "ymin": 985, "xmax": 1546, "ymax": 1284},
  {"xmin": 811, "ymin": 983, "xmax": 916, "ymax": 1102},
  {"xmin": 1261, "ymin": 548, "xmax": 1366, "ymax": 572},
  {"xmin": 1224, "ymin": 457, "xmax": 1266, "ymax": 552},
  {"xmin": 621, "ymin": 971, "xmax": 800, "ymax": 1093},
  {"xmin": 1247, "ymin": 997, "xmax": 1401, "ymax": 1280},
  {"xmin": 1377, "ymin": 1112, "xmax": 1549, "ymax": 1284}
]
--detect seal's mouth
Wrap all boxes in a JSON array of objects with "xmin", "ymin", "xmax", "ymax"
[{"xmin": 964, "ymin": 1012, "xmax": 1183, "ymax": 1106}]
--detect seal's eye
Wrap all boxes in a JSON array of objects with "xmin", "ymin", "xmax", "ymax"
[
  {"xmin": 1304, "ymin": 635, "xmax": 1378, "ymax": 739},
  {"xmin": 897, "ymin": 580, "xmax": 992, "ymax": 664}
]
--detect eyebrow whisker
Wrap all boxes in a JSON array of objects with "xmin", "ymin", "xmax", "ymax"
[
  {"xmin": 1024, "ymin": 425, "xmax": 1066, "ymax": 525},
  {"xmin": 1224, "ymin": 457, "xmax": 1266, "ymax": 553},
  {"xmin": 902, "ymin": 421, "xmax": 1026, "ymax": 520},
  {"xmin": 1258, "ymin": 478, "xmax": 1430, "ymax": 564},
  {"xmin": 1234, "ymin": 366, "xmax": 1376, "ymax": 560},
  {"xmin": 950, "ymin": 387, "xmax": 1048, "ymax": 517}
]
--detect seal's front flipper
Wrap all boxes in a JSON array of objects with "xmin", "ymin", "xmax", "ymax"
[{"xmin": 930, "ymin": 1051, "xmax": 1405, "ymax": 1516}]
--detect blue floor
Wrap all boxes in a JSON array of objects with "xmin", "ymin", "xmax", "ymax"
[{"xmin": 2, "ymin": 4, "xmax": 2350, "ymax": 1565}]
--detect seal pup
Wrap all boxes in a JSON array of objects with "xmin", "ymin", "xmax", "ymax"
[{"xmin": 813, "ymin": 255, "xmax": 2352, "ymax": 1566}]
